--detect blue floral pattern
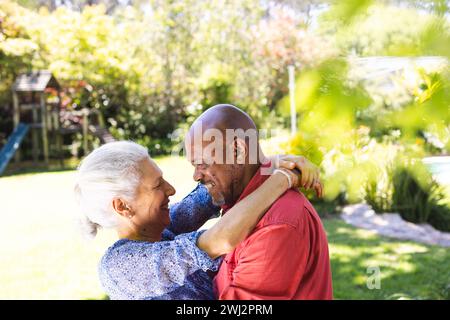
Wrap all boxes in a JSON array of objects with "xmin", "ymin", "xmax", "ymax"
[{"xmin": 99, "ymin": 184, "xmax": 222, "ymax": 300}]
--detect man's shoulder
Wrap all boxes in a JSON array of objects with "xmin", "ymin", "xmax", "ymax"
[{"xmin": 259, "ymin": 189, "xmax": 310, "ymax": 229}]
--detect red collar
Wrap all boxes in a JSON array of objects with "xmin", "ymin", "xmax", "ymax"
[{"xmin": 221, "ymin": 162, "xmax": 272, "ymax": 213}]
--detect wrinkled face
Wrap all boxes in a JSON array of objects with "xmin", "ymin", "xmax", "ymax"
[
  {"xmin": 186, "ymin": 137, "xmax": 239, "ymax": 207},
  {"xmin": 130, "ymin": 158, "xmax": 176, "ymax": 232}
]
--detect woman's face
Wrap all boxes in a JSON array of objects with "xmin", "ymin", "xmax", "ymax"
[{"xmin": 130, "ymin": 158, "xmax": 176, "ymax": 235}]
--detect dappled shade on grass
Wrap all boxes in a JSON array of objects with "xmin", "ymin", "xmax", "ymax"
[
  {"xmin": 0, "ymin": 156, "xmax": 449, "ymax": 299},
  {"xmin": 325, "ymin": 218, "xmax": 450, "ymax": 299}
]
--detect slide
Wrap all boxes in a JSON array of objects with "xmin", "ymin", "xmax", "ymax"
[{"xmin": 0, "ymin": 123, "xmax": 29, "ymax": 175}]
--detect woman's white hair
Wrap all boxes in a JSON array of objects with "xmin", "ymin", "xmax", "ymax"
[{"xmin": 74, "ymin": 141, "xmax": 150, "ymax": 239}]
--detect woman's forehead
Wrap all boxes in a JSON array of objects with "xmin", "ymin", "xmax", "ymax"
[{"xmin": 141, "ymin": 158, "xmax": 163, "ymax": 180}]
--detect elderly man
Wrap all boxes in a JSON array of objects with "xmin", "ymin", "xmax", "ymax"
[{"xmin": 185, "ymin": 104, "xmax": 333, "ymax": 300}]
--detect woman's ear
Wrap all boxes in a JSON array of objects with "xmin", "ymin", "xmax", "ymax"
[
  {"xmin": 112, "ymin": 198, "xmax": 133, "ymax": 218},
  {"xmin": 234, "ymin": 138, "xmax": 248, "ymax": 164}
]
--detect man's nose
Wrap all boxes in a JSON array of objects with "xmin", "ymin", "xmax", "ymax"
[{"xmin": 193, "ymin": 167, "xmax": 204, "ymax": 182}]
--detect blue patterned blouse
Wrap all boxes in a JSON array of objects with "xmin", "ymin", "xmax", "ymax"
[{"xmin": 99, "ymin": 184, "xmax": 222, "ymax": 300}]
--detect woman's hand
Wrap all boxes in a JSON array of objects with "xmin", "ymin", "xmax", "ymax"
[
  {"xmin": 270, "ymin": 155, "xmax": 323, "ymax": 198},
  {"xmin": 273, "ymin": 167, "xmax": 300, "ymax": 189},
  {"xmin": 199, "ymin": 164, "xmax": 304, "ymax": 258}
]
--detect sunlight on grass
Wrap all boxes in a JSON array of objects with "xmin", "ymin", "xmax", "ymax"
[
  {"xmin": 0, "ymin": 157, "xmax": 449, "ymax": 299},
  {"xmin": 325, "ymin": 219, "xmax": 450, "ymax": 299},
  {"xmin": 392, "ymin": 244, "xmax": 428, "ymax": 255},
  {"xmin": 0, "ymin": 170, "xmax": 113, "ymax": 299},
  {"xmin": 0, "ymin": 156, "xmax": 196, "ymax": 299},
  {"xmin": 335, "ymin": 226, "xmax": 379, "ymax": 240}
]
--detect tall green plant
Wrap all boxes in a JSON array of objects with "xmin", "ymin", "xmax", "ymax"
[{"xmin": 391, "ymin": 166, "xmax": 435, "ymax": 223}]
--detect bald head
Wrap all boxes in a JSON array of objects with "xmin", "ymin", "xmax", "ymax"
[
  {"xmin": 185, "ymin": 104, "xmax": 264, "ymax": 206},
  {"xmin": 187, "ymin": 104, "xmax": 260, "ymax": 164},
  {"xmin": 190, "ymin": 104, "xmax": 257, "ymax": 134}
]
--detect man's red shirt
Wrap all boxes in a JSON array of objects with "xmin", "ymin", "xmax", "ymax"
[{"xmin": 213, "ymin": 165, "xmax": 333, "ymax": 300}]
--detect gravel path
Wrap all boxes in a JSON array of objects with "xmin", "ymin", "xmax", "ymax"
[{"xmin": 340, "ymin": 204, "xmax": 450, "ymax": 247}]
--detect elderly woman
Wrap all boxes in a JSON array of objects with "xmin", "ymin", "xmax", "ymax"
[{"xmin": 74, "ymin": 141, "xmax": 320, "ymax": 300}]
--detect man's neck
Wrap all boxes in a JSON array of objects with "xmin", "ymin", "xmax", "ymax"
[
  {"xmin": 224, "ymin": 149, "xmax": 268, "ymax": 208},
  {"xmin": 229, "ymin": 162, "xmax": 261, "ymax": 206}
]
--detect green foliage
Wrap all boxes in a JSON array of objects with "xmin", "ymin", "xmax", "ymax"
[
  {"xmin": 321, "ymin": 3, "xmax": 450, "ymax": 57},
  {"xmin": 429, "ymin": 204, "xmax": 450, "ymax": 232},
  {"xmin": 282, "ymin": 132, "xmax": 324, "ymax": 167},
  {"xmin": 0, "ymin": 1, "xmax": 37, "ymax": 141},
  {"xmin": 362, "ymin": 152, "xmax": 450, "ymax": 232},
  {"xmin": 395, "ymin": 161, "xmax": 450, "ymax": 232},
  {"xmin": 391, "ymin": 164, "xmax": 437, "ymax": 223},
  {"xmin": 1, "ymin": 1, "xmax": 449, "ymax": 232},
  {"xmin": 279, "ymin": 58, "xmax": 373, "ymax": 152},
  {"xmin": 1, "ymin": 0, "xmax": 335, "ymax": 153},
  {"xmin": 279, "ymin": 0, "xmax": 449, "ymax": 233},
  {"xmin": 365, "ymin": 176, "xmax": 393, "ymax": 214}
]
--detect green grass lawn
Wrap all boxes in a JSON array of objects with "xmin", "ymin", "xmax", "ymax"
[
  {"xmin": 324, "ymin": 219, "xmax": 450, "ymax": 299},
  {"xmin": 0, "ymin": 156, "xmax": 449, "ymax": 299}
]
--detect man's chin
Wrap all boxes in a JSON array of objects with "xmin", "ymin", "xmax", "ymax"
[
  {"xmin": 204, "ymin": 186, "xmax": 226, "ymax": 206},
  {"xmin": 211, "ymin": 195, "xmax": 226, "ymax": 207}
]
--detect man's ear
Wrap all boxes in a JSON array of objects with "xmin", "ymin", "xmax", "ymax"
[
  {"xmin": 112, "ymin": 198, "xmax": 132, "ymax": 218},
  {"xmin": 234, "ymin": 138, "xmax": 248, "ymax": 164}
]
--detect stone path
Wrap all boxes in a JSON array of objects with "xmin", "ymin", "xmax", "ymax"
[{"xmin": 340, "ymin": 204, "xmax": 450, "ymax": 247}]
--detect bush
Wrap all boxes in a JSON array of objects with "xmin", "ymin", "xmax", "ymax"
[
  {"xmin": 389, "ymin": 164, "xmax": 450, "ymax": 232},
  {"xmin": 428, "ymin": 204, "xmax": 450, "ymax": 232},
  {"xmin": 362, "ymin": 154, "xmax": 450, "ymax": 232},
  {"xmin": 391, "ymin": 167, "xmax": 435, "ymax": 223},
  {"xmin": 427, "ymin": 185, "xmax": 450, "ymax": 232},
  {"xmin": 310, "ymin": 191, "xmax": 347, "ymax": 217},
  {"xmin": 365, "ymin": 176, "xmax": 393, "ymax": 213}
]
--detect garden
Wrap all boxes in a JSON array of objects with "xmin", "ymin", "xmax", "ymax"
[{"xmin": 0, "ymin": 0, "xmax": 449, "ymax": 299}]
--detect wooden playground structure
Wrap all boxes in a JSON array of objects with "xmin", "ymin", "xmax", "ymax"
[{"xmin": 0, "ymin": 70, "xmax": 115, "ymax": 175}]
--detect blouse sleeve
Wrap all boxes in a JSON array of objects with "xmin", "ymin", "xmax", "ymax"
[
  {"xmin": 165, "ymin": 184, "xmax": 220, "ymax": 236},
  {"xmin": 99, "ymin": 231, "xmax": 222, "ymax": 300}
]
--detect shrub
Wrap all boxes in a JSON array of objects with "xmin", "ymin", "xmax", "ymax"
[
  {"xmin": 365, "ymin": 175, "xmax": 393, "ymax": 213},
  {"xmin": 428, "ymin": 204, "xmax": 450, "ymax": 232},
  {"xmin": 427, "ymin": 185, "xmax": 450, "ymax": 232},
  {"xmin": 390, "ymin": 164, "xmax": 450, "ymax": 232},
  {"xmin": 391, "ymin": 166, "xmax": 435, "ymax": 223}
]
